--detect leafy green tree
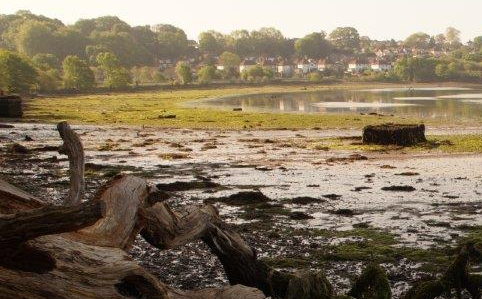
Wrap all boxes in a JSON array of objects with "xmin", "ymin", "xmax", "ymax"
[
  {"xmin": 14, "ymin": 20, "xmax": 57, "ymax": 57},
  {"xmin": 329, "ymin": 27, "xmax": 360, "ymax": 52},
  {"xmin": 175, "ymin": 61, "xmax": 192, "ymax": 84},
  {"xmin": 0, "ymin": 50, "xmax": 38, "ymax": 93},
  {"xmin": 250, "ymin": 27, "xmax": 285, "ymax": 56},
  {"xmin": 37, "ymin": 69, "xmax": 60, "ymax": 92},
  {"xmin": 295, "ymin": 32, "xmax": 331, "ymax": 58},
  {"xmin": 96, "ymin": 52, "xmax": 131, "ymax": 88},
  {"xmin": 153, "ymin": 24, "xmax": 188, "ymax": 59},
  {"xmin": 240, "ymin": 65, "xmax": 273, "ymax": 82},
  {"xmin": 75, "ymin": 16, "xmax": 130, "ymax": 34},
  {"xmin": 62, "ymin": 55, "xmax": 95, "ymax": 90},
  {"xmin": 219, "ymin": 51, "xmax": 240, "ymax": 66},
  {"xmin": 32, "ymin": 53, "xmax": 60, "ymax": 71},
  {"xmin": 199, "ymin": 31, "xmax": 225, "ymax": 55},
  {"xmin": 404, "ymin": 32, "xmax": 431, "ymax": 49},
  {"xmin": 445, "ymin": 27, "xmax": 461, "ymax": 45},
  {"xmin": 227, "ymin": 30, "xmax": 253, "ymax": 57},
  {"xmin": 263, "ymin": 67, "xmax": 274, "ymax": 79},
  {"xmin": 218, "ymin": 51, "xmax": 241, "ymax": 78},
  {"xmin": 197, "ymin": 65, "xmax": 217, "ymax": 83},
  {"xmin": 72, "ymin": 19, "xmax": 96, "ymax": 36},
  {"xmin": 247, "ymin": 65, "xmax": 265, "ymax": 78},
  {"xmin": 54, "ymin": 27, "xmax": 88, "ymax": 59},
  {"xmin": 131, "ymin": 25, "xmax": 159, "ymax": 57},
  {"xmin": 90, "ymin": 31, "xmax": 153, "ymax": 67},
  {"xmin": 393, "ymin": 57, "xmax": 437, "ymax": 82},
  {"xmin": 473, "ymin": 36, "xmax": 482, "ymax": 51}
]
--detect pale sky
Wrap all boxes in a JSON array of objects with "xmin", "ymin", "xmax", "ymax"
[{"xmin": 2, "ymin": 0, "xmax": 481, "ymax": 42}]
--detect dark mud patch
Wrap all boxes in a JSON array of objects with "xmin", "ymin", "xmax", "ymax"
[
  {"xmin": 381, "ymin": 186, "xmax": 416, "ymax": 192},
  {"xmin": 156, "ymin": 180, "xmax": 221, "ymax": 192},
  {"xmin": 6, "ymin": 143, "xmax": 30, "ymax": 154},
  {"xmin": 352, "ymin": 186, "xmax": 372, "ymax": 192},
  {"xmin": 323, "ymin": 194, "xmax": 342, "ymax": 200},
  {"xmin": 288, "ymin": 196, "xmax": 326, "ymax": 205},
  {"xmin": 396, "ymin": 172, "xmax": 420, "ymax": 176},
  {"xmin": 289, "ymin": 211, "xmax": 314, "ymax": 220},
  {"xmin": 326, "ymin": 154, "xmax": 368, "ymax": 163},
  {"xmin": 205, "ymin": 191, "xmax": 270, "ymax": 206}
]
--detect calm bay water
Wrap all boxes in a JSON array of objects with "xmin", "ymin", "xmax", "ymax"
[{"xmin": 198, "ymin": 87, "xmax": 482, "ymax": 120}]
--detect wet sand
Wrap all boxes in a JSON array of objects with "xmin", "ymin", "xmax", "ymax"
[{"xmin": 1, "ymin": 122, "xmax": 481, "ymax": 298}]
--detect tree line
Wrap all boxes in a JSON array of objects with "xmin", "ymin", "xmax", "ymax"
[{"xmin": 1, "ymin": 10, "xmax": 482, "ymax": 93}]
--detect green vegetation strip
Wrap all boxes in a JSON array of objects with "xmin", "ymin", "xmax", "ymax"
[
  {"xmin": 23, "ymin": 85, "xmax": 479, "ymax": 130},
  {"xmin": 263, "ymin": 226, "xmax": 482, "ymax": 274},
  {"xmin": 294, "ymin": 135, "xmax": 482, "ymax": 153}
]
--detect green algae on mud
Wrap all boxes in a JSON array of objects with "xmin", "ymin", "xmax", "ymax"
[
  {"xmin": 21, "ymin": 84, "xmax": 481, "ymax": 130},
  {"xmin": 260, "ymin": 225, "xmax": 482, "ymax": 275},
  {"xmin": 288, "ymin": 134, "xmax": 482, "ymax": 154}
]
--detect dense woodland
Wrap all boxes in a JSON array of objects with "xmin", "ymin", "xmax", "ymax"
[{"xmin": 1, "ymin": 10, "xmax": 482, "ymax": 93}]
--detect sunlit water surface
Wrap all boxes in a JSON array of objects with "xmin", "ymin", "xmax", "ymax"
[{"xmin": 195, "ymin": 87, "xmax": 482, "ymax": 120}]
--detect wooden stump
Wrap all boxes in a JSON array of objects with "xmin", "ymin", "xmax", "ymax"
[
  {"xmin": 362, "ymin": 124, "xmax": 426, "ymax": 146},
  {"xmin": 0, "ymin": 96, "xmax": 23, "ymax": 118}
]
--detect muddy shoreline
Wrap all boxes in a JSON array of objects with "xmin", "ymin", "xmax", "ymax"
[{"xmin": 1, "ymin": 122, "xmax": 481, "ymax": 298}]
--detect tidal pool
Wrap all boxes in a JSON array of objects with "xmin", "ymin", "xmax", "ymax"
[{"xmin": 196, "ymin": 87, "xmax": 482, "ymax": 120}]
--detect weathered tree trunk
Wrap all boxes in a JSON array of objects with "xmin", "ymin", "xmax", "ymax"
[
  {"xmin": 0, "ymin": 178, "xmax": 43, "ymax": 213},
  {"xmin": 362, "ymin": 124, "xmax": 426, "ymax": 146},
  {"xmin": 139, "ymin": 195, "xmax": 334, "ymax": 299},
  {"xmin": 0, "ymin": 122, "xmax": 266, "ymax": 299},
  {"xmin": 0, "ymin": 95, "xmax": 22, "ymax": 118},
  {"xmin": 0, "ymin": 200, "xmax": 104, "ymax": 247},
  {"xmin": 0, "ymin": 175, "xmax": 266, "ymax": 299}
]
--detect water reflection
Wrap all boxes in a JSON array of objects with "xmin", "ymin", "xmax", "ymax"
[{"xmin": 200, "ymin": 88, "xmax": 482, "ymax": 120}]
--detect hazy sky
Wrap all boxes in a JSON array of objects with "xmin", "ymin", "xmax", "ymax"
[{"xmin": 2, "ymin": 0, "xmax": 481, "ymax": 42}]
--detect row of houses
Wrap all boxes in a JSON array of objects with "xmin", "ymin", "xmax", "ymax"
[
  {"xmin": 159, "ymin": 55, "xmax": 393, "ymax": 76},
  {"xmin": 234, "ymin": 57, "xmax": 392, "ymax": 76}
]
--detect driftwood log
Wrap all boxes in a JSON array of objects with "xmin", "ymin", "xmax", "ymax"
[
  {"xmin": 0, "ymin": 95, "xmax": 23, "ymax": 118},
  {"xmin": 362, "ymin": 124, "xmax": 426, "ymax": 146},
  {"xmin": 0, "ymin": 122, "xmax": 480, "ymax": 299}
]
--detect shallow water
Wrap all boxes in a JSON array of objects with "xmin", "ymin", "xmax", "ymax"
[{"xmin": 196, "ymin": 87, "xmax": 482, "ymax": 120}]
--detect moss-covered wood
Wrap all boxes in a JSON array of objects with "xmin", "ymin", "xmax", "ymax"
[
  {"xmin": 403, "ymin": 242, "xmax": 482, "ymax": 299},
  {"xmin": 363, "ymin": 124, "xmax": 426, "ymax": 146},
  {"xmin": 348, "ymin": 264, "xmax": 391, "ymax": 299}
]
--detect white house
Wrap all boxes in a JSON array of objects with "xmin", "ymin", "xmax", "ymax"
[
  {"xmin": 370, "ymin": 60, "xmax": 392, "ymax": 72},
  {"xmin": 239, "ymin": 59, "xmax": 257, "ymax": 72},
  {"xmin": 317, "ymin": 59, "xmax": 333, "ymax": 71},
  {"xmin": 159, "ymin": 59, "xmax": 173, "ymax": 70},
  {"xmin": 277, "ymin": 60, "xmax": 294, "ymax": 77},
  {"xmin": 296, "ymin": 58, "xmax": 314, "ymax": 74},
  {"xmin": 347, "ymin": 59, "xmax": 370, "ymax": 73}
]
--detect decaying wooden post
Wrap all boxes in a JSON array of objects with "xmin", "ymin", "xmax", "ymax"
[{"xmin": 57, "ymin": 121, "xmax": 85, "ymax": 206}]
